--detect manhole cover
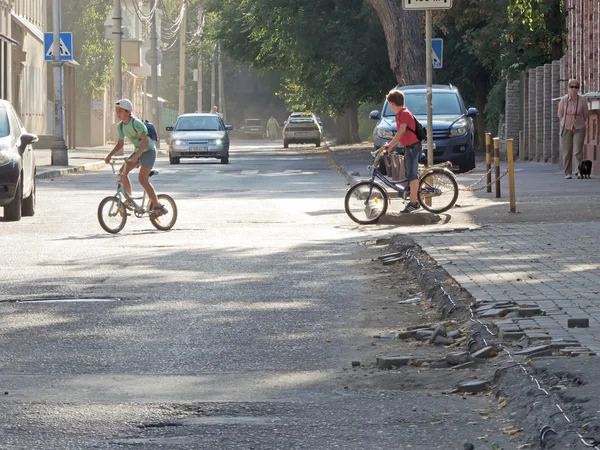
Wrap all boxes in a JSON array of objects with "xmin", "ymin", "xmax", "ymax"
[{"xmin": 16, "ymin": 297, "xmax": 120, "ymax": 303}]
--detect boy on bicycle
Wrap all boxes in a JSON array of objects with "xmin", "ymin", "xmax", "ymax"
[
  {"xmin": 104, "ymin": 99, "xmax": 166, "ymax": 217},
  {"xmin": 382, "ymin": 89, "xmax": 421, "ymax": 213}
]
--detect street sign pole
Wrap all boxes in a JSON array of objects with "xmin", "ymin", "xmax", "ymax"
[
  {"xmin": 51, "ymin": 0, "xmax": 68, "ymax": 165},
  {"xmin": 425, "ymin": 9, "xmax": 433, "ymax": 167}
]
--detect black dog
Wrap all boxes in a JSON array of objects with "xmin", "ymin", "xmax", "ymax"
[{"xmin": 578, "ymin": 160, "xmax": 592, "ymax": 179}]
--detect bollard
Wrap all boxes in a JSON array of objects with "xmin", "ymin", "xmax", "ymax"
[
  {"xmin": 507, "ymin": 139, "xmax": 516, "ymax": 212},
  {"xmin": 485, "ymin": 133, "xmax": 492, "ymax": 193},
  {"xmin": 493, "ymin": 137, "xmax": 501, "ymax": 198}
]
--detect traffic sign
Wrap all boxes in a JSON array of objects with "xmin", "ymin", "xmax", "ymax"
[
  {"xmin": 431, "ymin": 38, "xmax": 443, "ymax": 69},
  {"xmin": 44, "ymin": 32, "xmax": 73, "ymax": 61},
  {"xmin": 403, "ymin": 0, "xmax": 452, "ymax": 10}
]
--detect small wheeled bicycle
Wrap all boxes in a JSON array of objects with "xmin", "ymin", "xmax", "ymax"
[
  {"xmin": 97, "ymin": 161, "xmax": 178, "ymax": 234},
  {"xmin": 344, "ymin": 148, "xmax": 459, "ymax": 224}
]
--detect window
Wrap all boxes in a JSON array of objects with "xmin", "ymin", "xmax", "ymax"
[{"xmin": 0, "ymin": 107, "xmax": 9, "ymax": 137}]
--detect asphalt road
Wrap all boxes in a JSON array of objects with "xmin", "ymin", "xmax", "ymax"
[{"xmin": 0, "ymin": 140, "xmax": 520, "ymax": 449}]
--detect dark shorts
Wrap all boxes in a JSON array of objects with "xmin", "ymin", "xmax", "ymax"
[
  {"xmin": 129, "ymin": 148, "xmax": 157, "ymax": 168},
  {"xmin": 404, "ymin": 144, "xmax": 421, "ymax": 181}
]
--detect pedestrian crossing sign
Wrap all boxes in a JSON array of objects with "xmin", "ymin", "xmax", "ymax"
[{"xmin": 44, "ymin": 32, "xmax": 73, "ymax": 61}]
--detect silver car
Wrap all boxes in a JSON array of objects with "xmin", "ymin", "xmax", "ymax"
[
  {"xmin": 282, "ymin": 112, "xmax": 322, "ymax": 148},
  {"xmin": 166, "ymin": 113, "xmax": 232, "ymax": 164}
]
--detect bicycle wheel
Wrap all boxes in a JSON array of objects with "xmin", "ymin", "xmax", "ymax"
[
  {"xmin": 345, "ymin": 181, "xmax": 388, "ymax": 224},
  {"xmin": 98, "ymin": 196, "xmax": 127, "ymax": 234},
  {"xmin": 417, "ymin": 168, "xmax": 459, "ymax": 214},
  {"xmin": 149, "ymin": 194, "xmax": 178, "ymax": 231}
]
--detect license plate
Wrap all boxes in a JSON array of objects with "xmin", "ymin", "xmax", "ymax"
[
  {"xmin": 295, "ymin": 132, "xmax": 311, "ymax": 136},
  {"xmin": 189, "ymin": 147, "xmax": 208, "ymax": 152},
  {"xmin": 250, "ymin": 128, "xmax": 259, "ymax": 131}
]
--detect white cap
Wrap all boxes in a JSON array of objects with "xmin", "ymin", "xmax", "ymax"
[{"xmin": 115, "ymin": 99, "xmax": 133, "ymax": 111}]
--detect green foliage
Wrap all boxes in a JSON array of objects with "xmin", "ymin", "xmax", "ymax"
[
  {"xmin": 63, "ymin": 0, "xmax": 113, "ymax": 97},
  {"xmin": 203, "ymin": 0, "xmax": 395, "ymax": 116}
]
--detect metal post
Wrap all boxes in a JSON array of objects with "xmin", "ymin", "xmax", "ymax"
[
  {"xmin": 196, "ymin": 8, "xmax": 204, "ymax": 112},
  {"xmin": 507, "ymin": 139, "xmax": 516, "ymax": 212},
  {"xmin": 217, "ymin": 42, "xmax": 225, "ymax": 122},
  {"xmin": 425, "ymin": 10, "xmax": 433, "ymax": 167},
  {"xmin": 51, "ymin": 0, "xmax": 68, "ymax": 165},
  {"xmin": 178, "ymin": 1, "xmax": 187, "ymax": 115},
  {"xmin": 485, "ymin": 132, "xmax": 492, "ymax": 193},
  {"xmin": 493, "ymin": 137, "xmax": 501, "ymax": 198},
  {"xmin": 113, "ymin": 0, "xmax": 122, "ymax": 100},
  {"xmin": 211, "ymin": 42, "xmax": 216, "ymax": 108},
  {"xmin": 150, "ymin": 0, "xmax": 160, "ymax": 147}
]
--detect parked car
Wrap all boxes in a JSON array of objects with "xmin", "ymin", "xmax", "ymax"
[
  {"xmin": 282, "ymin": 112, "xmax": 322, "ymax": 148},
  {"xmin": 370, "ymin": 84, "xmax": 478, "ymax": 172},
  {"xmin": 239, "ymin": 119, "xmax": 267, "ymax": 138},
  {"xmin": 0, "ymin": 100, "xmax": 38, "ymax": 221},
  {"xmin": 166, "ymin": 113, "xmax": 232, "ymax": 165}
]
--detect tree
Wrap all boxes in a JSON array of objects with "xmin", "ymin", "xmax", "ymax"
[
  {"xmin": 366, "ymin": 0, "xmax": 425, "ymax": 85},
  {"xmin": 62, "ymin": 0, "xmax": 114, "ymax": 97},
  {"xmin": 203, "ymin": 0, "xmax": 396, "ymax": 144}
]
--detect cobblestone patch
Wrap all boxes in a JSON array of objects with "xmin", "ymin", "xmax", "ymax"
[{"xmin": 415, "ymin": 222, "xmax": 600, "ymax": 354}]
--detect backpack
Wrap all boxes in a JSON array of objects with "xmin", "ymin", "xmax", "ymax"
[
  {"xmin": 119, "ymin": 118, "xmax": 158, "ymax": 141},
  {"xmin": 407, "ymin": 114, "xmax": 426, "ymax": 142}
]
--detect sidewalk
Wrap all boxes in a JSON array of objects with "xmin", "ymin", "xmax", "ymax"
[
  {"xmin": 330, "ymin": 143, "xmax": 600, "ymax": 446},
  {"xmin": 34, "ymin": 144, "xmax": 168, "ymax": 179}
]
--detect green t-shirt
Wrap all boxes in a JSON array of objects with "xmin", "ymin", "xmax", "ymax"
[{"xmin": 118, "ymin": 117, "xmax": 155, "ymax": 151}]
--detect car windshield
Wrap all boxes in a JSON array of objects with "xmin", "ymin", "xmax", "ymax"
[
  {"xmin": 0, "ymin": 107, "xmax": 9, "ymax": 137},
  {"xmin": 175, "ymin": 116, "xmax": 222, "ymax": 131},
  {"xmin": 245, "ymin": 120, "xmax": 263, "ymax": 126},
  {"xmin": 382, "ymin": 92, "xmax": 462, "ymax": 116}
]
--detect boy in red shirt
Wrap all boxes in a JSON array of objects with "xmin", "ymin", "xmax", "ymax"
[{"xmin": 382, "ymin": 90, "xmax": 422, "ymax": 212}]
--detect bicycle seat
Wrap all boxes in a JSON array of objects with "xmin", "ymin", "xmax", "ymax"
[{"xmin": 149, "ymin": 170, "xmax": 159, "ymax": 177}]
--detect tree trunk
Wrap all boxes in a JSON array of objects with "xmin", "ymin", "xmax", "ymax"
[
  {"xmin": 367, "ymin": 0, "xmax": 425, "ymax": 85},
  {"xmin": 473, "ymin": 75, "xmax": 489, "ymax": 150},
  {"xmin": 335, "ymin": 103, "xmax": 361, "ymax": 145}
]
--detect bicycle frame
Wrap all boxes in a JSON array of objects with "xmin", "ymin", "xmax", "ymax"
[{"xmin": 110, "ymin": 162, "xmax": 149, "ymax": 216}]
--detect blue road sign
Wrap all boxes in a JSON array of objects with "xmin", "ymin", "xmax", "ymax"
[
  {"xmin": 44, "ymin": 32, "xmax": 73, "ymax": 61},
  {"xmin": 431, "ymin": 38, "xmax": 443, "ymax": 69}
]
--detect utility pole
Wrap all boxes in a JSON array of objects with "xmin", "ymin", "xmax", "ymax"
[
  {"xmin": 150, "ymin": 0, "xmax": 160, "ymax": 147},
  {"xmin": 51, "ymin": 0, "xmax": 68, "ymax": 165},
  {"xmin": 210, "ymin": 42, "xmax": 216, "ymax": 108},
  {"xmin": 178, "ymin": 1, "xmax": 187, "ymax": 115},
  {"xmin": 113, "ymin": 0, "xmax": 122, "ymax": 100},
  {"xmin": 217, "ymin": 42, "xmax": 225, "ymax": 123},
  {"xmin": 196, "ymin": 7, "xmax": 204, "ymax": 112}
]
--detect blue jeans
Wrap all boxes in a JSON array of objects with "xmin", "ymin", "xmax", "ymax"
[{"xmin": 404, "ymin": 145, "xmax": 420, "ymax": 182}]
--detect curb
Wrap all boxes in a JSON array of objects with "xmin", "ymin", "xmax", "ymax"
[{"xmin": 35, "ymin": 161, "xmax": 107, "ymax": 180}]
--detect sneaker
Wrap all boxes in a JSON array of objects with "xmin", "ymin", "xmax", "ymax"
[
  {"xmin": 149, "ymin": 204, "xmax": 167, "ymax": 218},
  {"xmin": 565, "ymin": 175, "xmax": 572, "ymax": 179},
  {"xmin": 401, "ymin": 202, "xmax": 420, "ymax": 213}
]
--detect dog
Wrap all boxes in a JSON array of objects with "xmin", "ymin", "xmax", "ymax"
[{"xmin": 577, "ymin": 160, "xmax": 592, "ymax": 179}]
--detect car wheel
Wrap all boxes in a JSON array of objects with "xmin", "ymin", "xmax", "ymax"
[
  {"xmin": 4, "ymin": 177, "xmax": 23, "ymax": 221},
  {"xmin": 221, "ymin": 156, "xmax": 229, "ymax": 164},
  {"xmin": 283, "ymin": 140, "xmax": 289, "ymax": 148},
  {"xmin": 22, "ymin": 176, "xmax": 35, "ymax": 217},
  {"xmin": 459, "ymin": 151, "xmax": 476, "ymax": 173},
  {"xmin": 169, "ymin": 153, "xmax": 180, "ymax": 165}
]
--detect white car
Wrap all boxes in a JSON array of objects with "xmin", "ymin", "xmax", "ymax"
[{"xmin": 282, "ymin": 112, "xmax": 322, "ymax": 148}]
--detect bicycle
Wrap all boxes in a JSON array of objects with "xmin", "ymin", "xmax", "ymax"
[
  {"xmin": 344, "ymin": 147, "xmax": 459, "ymax": 224},
  {"xmin": 97, "ymin": 160, "xmax": 178, "ymax": 234}
]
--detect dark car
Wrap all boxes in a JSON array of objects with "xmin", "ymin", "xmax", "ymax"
[
  {"xmin": 239, "ymin": 119, "xmax": 267, "ymax": 138},
  {"xmin": 370, "ymin": 84, "xmax": 478, "ymax": 172},
  {"xmin": 0, "ymin": 100, "xmax": 38, "ymax": 221}
]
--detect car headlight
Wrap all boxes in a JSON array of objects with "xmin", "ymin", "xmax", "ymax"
[
  {"xmin": 209, "ymin": 139, "xmax": 223, "ymax": 145},
  {"xmin": 0, "ymin": 150, "xmax": 11, "ymax": 165},
  {"xmin": 174, "ymin": 140, "xmax": 187, "ymax": 145},
  {"xmin": 450, "ymin": 120, "xmax": 468, "ymax": 137},
  {"xmin": 375, "ymin": 127, "xmax": 395, "ymax": 139}
]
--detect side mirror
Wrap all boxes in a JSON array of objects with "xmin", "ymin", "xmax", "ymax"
[
  {"xmin": 20, "ymin": 133, "xmax": 38, "ymax": 146},
  {"xmin": 369, "ymin": 110, "xmax": 380, "ymax": 120},
  {"xmin": 226, "ymin": 125, "xmax": 233, "ymax": 131},
  {"xmin": 467, "ymin": 107, "xmax": 479, "ymax": 117},
  {"xmin": 166, "ymin": 126, "xmax": 173, "ymax": 131}
]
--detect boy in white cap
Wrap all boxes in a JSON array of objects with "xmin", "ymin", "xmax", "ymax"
[{"xmin": 104, "ymin": 99, "xmax": 166, "ymax": 217}]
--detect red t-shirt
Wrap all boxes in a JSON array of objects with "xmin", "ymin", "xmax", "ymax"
[{"xmin": 395, "ymin": 107, "xmax": 419, "ymax": 147}]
